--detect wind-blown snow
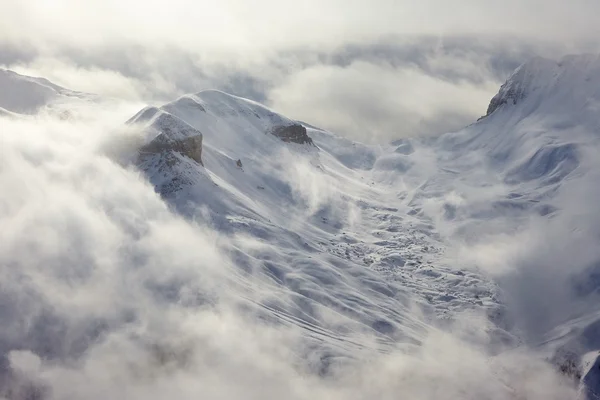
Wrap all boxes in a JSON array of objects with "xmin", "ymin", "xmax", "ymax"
[{"xmin": 3, "ymin": 54, "xmax": 600, "ymax": 399}]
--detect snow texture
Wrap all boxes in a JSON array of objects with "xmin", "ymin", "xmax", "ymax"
[{"xmin": 3, "ymin": 54, "xmax": 600, "ymax": 398}]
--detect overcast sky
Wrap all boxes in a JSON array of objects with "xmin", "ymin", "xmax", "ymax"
[{"xmin": 2, "ymin": 0, "xmax": 599, "ymax": 141}]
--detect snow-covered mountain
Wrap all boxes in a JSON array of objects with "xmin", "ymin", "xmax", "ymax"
[
  {"xmin": 0, "ymin": 69, "xmax": 92, "ymax": 115},
  {"xmin": 430, "ymin": 54, "xmax": 600, "ymax": 395},
  {"xmin": 126, "ymin": 90, "xmax": 459, "ymax": 356},
  {"xmin": 124, "ymin": 54, "xmax": 600, "ymax": 392},
  {"xmin": 2, "ymin": 55, "xmax": 600, "ymax": 398}
]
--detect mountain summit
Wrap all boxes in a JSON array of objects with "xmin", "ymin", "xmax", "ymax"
[{"xmin": 484, "ymin": 53, "xmax": 600, "ymax": 119}]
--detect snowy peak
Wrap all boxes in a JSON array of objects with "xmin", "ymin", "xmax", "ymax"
[
  {"xmin": 161, "ymin": 90, "xmax": 315, "ymax": 148},
  {"xmin": 129, "ymin": 106, "xmax": 203, "ymax": 143},
  {"xmin": 0, "ymin": 69, "xmax": 60, "ymax": 114},
  {"xmin": 129, "ymin": 88, "xmax": 320, "ymax": 170},
  {"xmin": 485, "ymin": 57, "xmax": 558, "ymax": 116},
  {"xmin": 484, "ymin": 54, "xmax": 600, "ymax": 117},
  {"xmin": 128, "ymin": 107, "xmax": 204, "ymax": 166},
  {"xmin": 0, "ymin": 69, "xmax": 86, "ymax": 114},
  {"xmin": 128, "ymin": 89, "xmax": 322, "ymax": 203},
  {"xmin": 165, "ymin": 89, "xmax": 290, "ymax": 127}
]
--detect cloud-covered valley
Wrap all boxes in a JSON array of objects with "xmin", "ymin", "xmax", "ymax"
[
  {"xmin": 2, "ymin": 2, "xmax": 600, "ymax": 399},
  {"xmin": 0, "ymin": 98, "xmax": 580, "ymax": 399}
]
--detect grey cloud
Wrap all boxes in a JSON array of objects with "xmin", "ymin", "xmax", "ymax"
[
  {"xmin": 1, "ymin": 36, "xmax": 569, "ymax": 141},
  {"xmin": 2, "ymin": 0, "xmax": 599, "ymax": 142},
  {"xmin": 0, "ymin": 35, "xmax": 557, "ymax": 95},
  {"xmin": 0, "ymin": 107, "xmax": 577, "ymax": 399}
]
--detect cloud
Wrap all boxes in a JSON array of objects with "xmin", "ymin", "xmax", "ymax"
[
  {"xmin": 419, "ymin": 137, "xmax": 600, "ymax": 344},
  {"xmin": 0, "ymin": 96, "xmax": 579, "ymax": 399},
  {"xmin": 2, "ymin": 0, "xmax": 600, "ymax": 53},
  {"xmin": 0, "ymin": 2, "xmax": 597, "ymax": 394},
  {"xmin": 269, "ymin": 60, "xmax": 499, "ymax": 141},
  {"xmin": 2, "ymin": 0, "xmax": 600, "ymax": 141}
]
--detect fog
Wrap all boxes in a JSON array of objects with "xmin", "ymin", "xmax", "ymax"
[
  {"xmin": 1, "ymin": 1, "xmax": 598, "ymax": 398},
  {"xmin": 2, "ymin": 0, "xmax": 600, "ymax": 141},
  {"xmin": 0, "ymin": 99, "xmax": 580, "ymax": 399}
]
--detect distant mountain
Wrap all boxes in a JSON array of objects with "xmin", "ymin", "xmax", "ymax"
[{"xmin": 0, "ymin": 69, "xmax": 90, "ymax": 114}]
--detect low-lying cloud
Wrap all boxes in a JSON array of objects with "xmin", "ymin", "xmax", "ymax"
[
  {"xmin": 269, "ymin": 60, "xmax": 499, "ymax": 141},
  {"xmin": 0, "ymin": 98, "xmax": 578, "ymax": 399},
  {"xmin": 2, "ymin": 0, "xmax": 600, "ymax": 141}
]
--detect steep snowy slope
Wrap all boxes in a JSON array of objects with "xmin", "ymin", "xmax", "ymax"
[
  {"xmin": 391, "ymin": 54, "xmax": 600, "ymax": 251},
  {"xmin": 416, "ymin": 54, "xmax": 600, "ymax": 391},
  {"xmin": 127, "ymin": 89, "xmax": 512, "ymax": 362},
  {"xmin": 3, "ymin": 56, "xmax": 600, "ymax": 398},
  {"xmin": 126, "ymin": 54, "xmax": 600, "ymax": 391},
  {"xmin": 0, "ymin": 69, "xmax": 92, "ymax": 114}
]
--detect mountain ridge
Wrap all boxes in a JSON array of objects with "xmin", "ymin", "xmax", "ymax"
[
  {"xmin": 2, "ymin": 54, "xmax": 600, "ymax": 397},
  {"xmin": 0, "ymin": 68, "xmax": 92, "ymax": 114}
]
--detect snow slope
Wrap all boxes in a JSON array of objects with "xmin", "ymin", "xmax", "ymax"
[
  {"xmin": 2, "ymin": 56, "xmax": 600, "ymax": 398},
  {"xmin": 127, "ymin": 90, "xmax": 515, "ymax": 359},
  {"xmin": 427, "ymin": 54, "xmax": 600, "ymax": 389},
  {"xmin": 0, "ymin": 69, "xmax": 93, "ymax": 115},
  {"xmin": 125, "ymin": 54, "xmax": 600, "ymax": 390}
]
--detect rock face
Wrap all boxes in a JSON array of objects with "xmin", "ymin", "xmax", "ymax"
[
  {"xmin": 270, "ymin": 123, "xmax": 314, "ymax": 145},
  {"xmin": 482, "ymin": 57, "xmax": 560, "ymax": 118},
  {"xmin": 131, "ymin": 109, "xmax": 204, "ymax": 166},
  {"xmin": 485, "ymin": 82, "xmax": 527, "ymax": 116},
  {"xmin": 139, "ymin": 134, "xmax": 203, "ymax": 166}
]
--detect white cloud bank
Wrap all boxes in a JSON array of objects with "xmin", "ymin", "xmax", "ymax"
[
  {"xmin": 0, "ymin": 99, "xmax": 578, "ymax": 399},
  {"xmin": 2, "ymin": 0, "xmax": 600, "ymax": 141}
]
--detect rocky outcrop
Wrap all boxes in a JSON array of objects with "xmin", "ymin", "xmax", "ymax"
[
  {"xmin": 139, "ymin": 134, "xmax": 203, "ymax": 165},
  {"xmin": 553, "ymin": 350, "xmax": 583, "ymax": 382},
  {"xmin": 135, "ymin": 111, "xmax": 204, "ymax": 166},
  {"xmin": 484, "ymin": 82, "xmax": 527, "ymax": 117},
  {"xmin": 270, "ymin": 123, "xmax": 314, "ymax": 145},
  {"xmin": 481, "ymin": 57, "xmax": 561, "ymax": 119}
]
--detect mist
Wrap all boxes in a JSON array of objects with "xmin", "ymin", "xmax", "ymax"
[
  {"xmin": 1, "ymin": 1, "xmax": 599, "ymax": 398},
  {"xmin": 3, "ymin": 0, "xmax": 600, "ymax": 141},
  {"xmin": 0, "ymin": 99, "xmax": 580, "ymax": 399}
]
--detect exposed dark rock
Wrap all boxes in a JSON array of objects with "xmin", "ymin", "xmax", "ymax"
[
  {"xmin": 485, "ymin": 82, "xmax": 527, "ymax": 117},
  {"xmin": 139, "ymin": 134, "xmax": 203, "ymax": 166},
  {"xmin": 236, "ymin": 159, "xmax": 243, "ymax": 168},
  {"xmin": 136, "ymin": 112, "xmax": 204, "ymax": 166},
  {"xmin": 480, "ymin": 57, "xmax": 558, "ymax": 119},
  {"xmin": 553, "ymin": 351, "xmax": 583, "ymax": 382},
  {"xmin": 270, "ymin": 123, "xmax": 314, "ymax": 145}
]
